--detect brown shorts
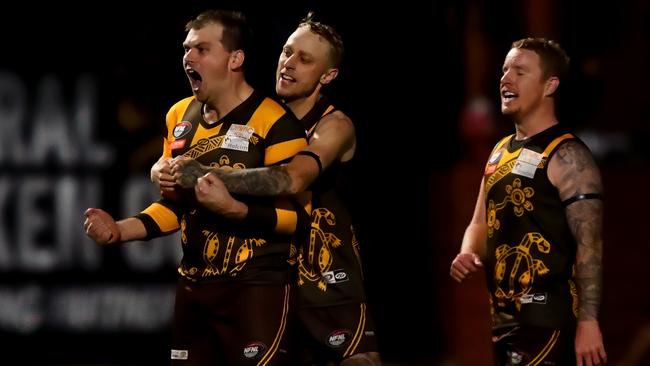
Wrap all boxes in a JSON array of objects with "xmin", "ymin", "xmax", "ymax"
[
  {"xmin": 493, "ymin": 324, "xmax": 576, "ymax": 366},
  {"xmin": 171, "ymin": 278, "xmax": 292, "ymax": 365},
  {"xmin": 292, "ymin": 302, "xmax": 379, "ymax": 365}
]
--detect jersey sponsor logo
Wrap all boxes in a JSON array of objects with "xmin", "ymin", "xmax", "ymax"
[
  {"xmin": 323, "ymin": 268, "xmax": 349, "ymax": 284},
  {"xmin": 327, "ymin": 329, "xmax": 352, "ymax": 348},
  {"xmin": 171, "ymin": 349, "xmax": 188, "ymax": 360},
  {"xmin": 520, "ymin": 292, "xmax": 547, "ymax": 305},
  {"xmin": 222, "ymin": 124, "xmax": 255, "ymax": 152},
  {"xmin": 512, "ymin": 148, "xmax": 543, "ymax": 178},
  {"xmin": 170, "ymin": 139, "xmax": 186, "ymax": 150},
  {"xmin": 173, "ymin": 121, "xmax": 193, "ymax": 139},
  {"xmin": 242, "ymin": 341, "xmax": 266, "ymax": 359}
]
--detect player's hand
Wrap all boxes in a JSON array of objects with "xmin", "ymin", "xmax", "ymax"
[
  {"xmin": 195, "ymin": 173, "xmax": 247, "ymax": 219},
  {"xmin": 450, "ymin": 252, "xmax": 483, "ymax": 282},
  {"xmin": 151, "ymin": 157, "xmax": 176, "ymax": 193},
  {"xmin": 576, "ymin": 319, "xmax": 607, "ymax": 366},
  {"xmin": 171, "ymin": 156, "xmax": 209, "ymax": 189},
  {"xmin": 84, "ymin": 208, "xmax": 121, "ymax": 245}
]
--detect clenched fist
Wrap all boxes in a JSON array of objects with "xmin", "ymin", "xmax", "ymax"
[{"xmin": 84, "ymin": 208, "xmax": 121, "ymax": 245}]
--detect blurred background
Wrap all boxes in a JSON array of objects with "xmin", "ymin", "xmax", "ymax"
[{"xmin": 1, "ymin": 0, "xmax": 648, "ymax": 365}]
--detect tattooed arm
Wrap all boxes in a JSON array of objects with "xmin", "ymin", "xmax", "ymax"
[
  {"xmin": 548, "ymin": 140, "xmax": 607, "ymax": 365},
  {"xmin": 171, "ymin": 111, "xmax": 355, "ymax": 196},
  {"xmin": 171, "ymin": 157, "xmax": 293, "ymax": 195}
]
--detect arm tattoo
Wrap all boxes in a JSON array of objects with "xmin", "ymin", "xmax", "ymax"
[
  {"xmin": 556, "ymin": 141, "xmax": 604, "ymax": 321},
  {"xmin": 174, "ymin": 159, "xmax": 294, "ymax": 196},
  {"xmin": 175, "ymin": 159, "xmax": 211, "ymax": 188},
  {"xmin": 216, "ymin": 166, "xmax": 293, "ymax": 196},
  {"xmin": 567, "ymin": 200, "xmax": 604, "ymax": 321}
]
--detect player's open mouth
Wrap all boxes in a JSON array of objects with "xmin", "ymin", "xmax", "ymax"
[{"xmin": 186, "ymin": 68, "xmax": 203, "ymax": 91}]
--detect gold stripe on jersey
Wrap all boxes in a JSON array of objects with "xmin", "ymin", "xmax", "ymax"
[
  {"xmin": 265, "ymin": 137, "xmax": 307, "ymax": 166},
  {"xmin": 343, "ymin": 303, "xmax": 367, "ymax": 357},
  {"xmin": 190, "ymin": 124, "xmax": 225, "ymax": 147},
  {"xmin": 258, "ymin": 284, "xmax": 291, "ymax": 366},
  {"xmin": 184, "ymin": 135, "xmax": 226, "ymax": 160},
  {"xmin": 141, "ymin": 203, "xmax": 180, "ymax": 233},
  {"xmin": 275, "ymin": 199, "xmax": 298, "ymax": 235},
  {"xmin": 484, "ymin": 133, "xmax": 574, "ymax": 195},
  {"xmin": 163, "ymin": 97, "xmax": 194, "ymax": 158},
  {"xmin": 526, "ymin": 330, "xmax": 560, "ymax": 366},
  {"xmin": 543, "ymin": 134, "xmax": 573, "ymax": 156},
  {"xmin": 485, "ymin": 159, "xmax": 518, "ymax": 193},
  {"xmin": 247, "ymin": 98, "xmax": 289, "ymax": 139}
]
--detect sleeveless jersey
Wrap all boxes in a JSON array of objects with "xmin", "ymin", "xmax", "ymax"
[
  {"xmin": 483, "ymin": 124, "xmax": 580, "ymax": 329},
  {"xmin": 139, "ymin": 90, "xmax": 307, "ymax": 284},
  {"xmin": 296, "ymin": 96, "xmax": 366, "ymax": 307}
]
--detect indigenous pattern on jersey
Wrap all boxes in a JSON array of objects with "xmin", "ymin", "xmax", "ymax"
[
  {"xmin": 483, "ymin": 124, "xmax": 580, "ymax": 329},
  {"xmin": 139, "ymin": 90, "xmax": 307, "ymax": 283},
  {"xmin": 296, "ymin": 96, "xmax": 366, "ymax": 307}
]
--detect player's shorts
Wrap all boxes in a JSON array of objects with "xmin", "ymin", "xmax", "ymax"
[
  {"xmin": 293, "ymin": 302, "xmax": 379, "ymax": 365},
  {"xmin": 493, "ymin": 324, "xmax": 576, "ymax": 366},
  {"xmin": 171, "ymin": 278, "xmax": 293, "ymax": 365}
]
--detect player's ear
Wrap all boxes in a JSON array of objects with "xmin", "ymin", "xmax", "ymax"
[
  {"xmin": 230, "ymin": 50, "xmax": 245, "ymax": 70},
  {"xmin": 320, "ymin": 68, "xmax": 338, "ymax": 85},
  {"xmin": 544, "ymin": 76, "xmax": 559, "ymax": 96}
]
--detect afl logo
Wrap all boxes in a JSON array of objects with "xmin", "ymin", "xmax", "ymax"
[
  {"xmin": 242, "ymin": 341, "xmax": 266, "ymax": 359},
  {"xmin": 327, "ymin": 329, "xmax": 351, "ymax": 348},
  {"xmin": 173, "ymin": 121, "xmax": 192, "ymax": 138},
  {"xmin": 488, "ymin": 149, "xmax": 503, "ymax": 165}
]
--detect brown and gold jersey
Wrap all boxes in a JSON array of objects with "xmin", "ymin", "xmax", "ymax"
[
  {"xmin": 484, "ymin": 124, "xmax": 581, "ymax": 328},
  {"xmin": 138, "ymin": 90, "xmax": 307, "ymax": 283},
  {"xmin": 296, "ymin": 96, "xmax": 366, "ymax": 307}
]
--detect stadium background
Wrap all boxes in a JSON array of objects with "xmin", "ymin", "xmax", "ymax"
[{"xmin": 0, "ymin": 1, "xmax": 648, "ymax": 365}]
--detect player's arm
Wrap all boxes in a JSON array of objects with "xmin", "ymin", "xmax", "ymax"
[
  {"xmin": 548, "ymin": 140, "xmax": 607, "ymax": 365},
  {"xmin": 172, "ymin": 111, "xmax": 354, "ymax": 196},
  {"xmin": 450, "ymin": 177, "xmax": 487, "ymax": 283}
]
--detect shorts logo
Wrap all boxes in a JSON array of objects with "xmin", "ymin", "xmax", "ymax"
[
  {"xmin": 171, "ymin": 349, "xmax": 188, "ymax": 360},
  {"xmin": 327, "ymin": 329, "xmax": 351, "ymax": 348},
  {"xmin": 243, "ymin": 341, "xmax": 266, "ymax": 359},
  {"xmin": 520, "ymin": 292, "xmax": 547, "ymax": 305},
  {"xmin": 509, "ymin": 351, "xmax": 523, "ymax": 364},
  {"xmin": 323, "ymin": 269, "xmax": 349, "ymax": 284},
  {"xmin": 173, "ymin": 121, "xmax": 192, "ymax": 139}
]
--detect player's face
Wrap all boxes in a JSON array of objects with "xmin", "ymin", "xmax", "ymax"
[
  {"xmin": 182, "ymin": 23, "xmax": 233, "ymax": 104},
  {"xmin": 276, "ymin": 26, "xmax": 335, "ymax": 102},
  {"xmin": 500, "ymin": 48, "xmax": 548, "ymax": 120}
]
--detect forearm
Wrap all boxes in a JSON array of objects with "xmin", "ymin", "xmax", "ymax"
[
  {"xmin": 568, "ymin": 199, "xmax": 604, "ymax": 321},
  {"xmin": 217, "ymin": 166, "xmax": 293, "ymax": 195},
  {"xmin": 460, "ymin": 222, "xmax": 488, "ymax": 258},
  {"xmin": 178, "ymin": 163, "xmax": 294, "ymax": 196},
  {"xmin": 115, "ymin": 217, "xmax": 148, "ymax": 242}
]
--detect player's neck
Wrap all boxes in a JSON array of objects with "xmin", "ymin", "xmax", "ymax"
[
  {"xmin": 286, "ymin": 93, "xmax": 321, "ymax": 120},
  {"xmin": 204, "ymin": 81, "xmax": 253, "ymax": 123},
  {"xmin": 513, "ymin": 104, "xmax": 558, "ymax": 140}
]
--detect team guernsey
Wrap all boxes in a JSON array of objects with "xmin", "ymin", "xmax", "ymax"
[
  {"xmin": 483, "ymin": 124, "xmax": 581, "ymax": 329},
  {"xmin": 137, "ymin": 90, "xmax": 307, "ymax": 284},
  {"xmin": 296, "ymin": 97, "xmax": 366, "ymax": 307}
]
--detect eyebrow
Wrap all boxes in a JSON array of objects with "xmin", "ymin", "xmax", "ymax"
[{"xmin": 183, "ymin": 41, "xmax": 211, "ymax": 48}]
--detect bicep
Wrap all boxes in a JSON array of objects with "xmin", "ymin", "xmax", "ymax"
[
  {"xmin": 547, "ymin": 140, "xmax": 603, "ymax": 201},
  {"xmin": 308, "ymin": 113, "xmax": 355, "ymax": 170}
]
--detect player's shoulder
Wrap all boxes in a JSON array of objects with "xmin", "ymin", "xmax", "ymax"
[
  {"xmin": 320, "ymin": 110, "xmax": 353, "ymax": 129},
  {"xmin": 167, "ymin": 96, "xmax": 195, "ymax": 114}
]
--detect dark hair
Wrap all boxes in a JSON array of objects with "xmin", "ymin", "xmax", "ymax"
[
  {"xmin": 511, "ymin": 37, "xmax": 570, "ymax": 82},
  {"xmin": 185, "ymin": 10, "xmax": 252, "ymax": 54},
  {"xmin": 298, "ymin": 12, "xmax": 344, "ymax": 68}
]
